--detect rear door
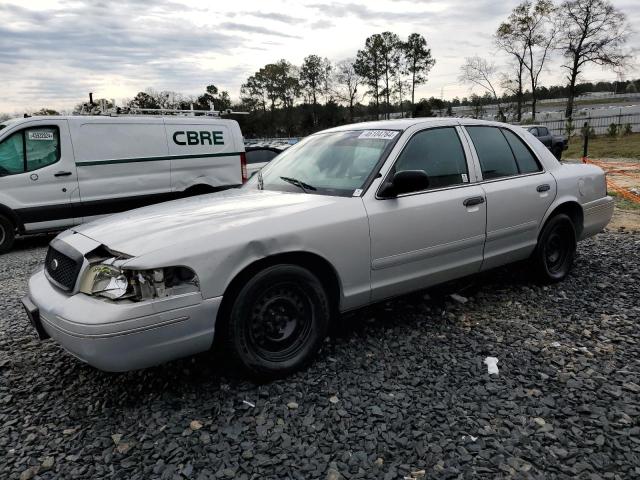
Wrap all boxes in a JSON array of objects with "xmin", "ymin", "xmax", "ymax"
[
  {"xmin": 462, "ymin": 125, "xmax": 556, "ymax": 270},
  {"xmin": 164, "ymin": 120, "xmax": 242, "ymax": 191},
  {"xmin": 72, "ymin": 118, "xmax": 171, "ymax": 222},
  {"xmin": 0, "ymin": 119, "xmax": 81, "ymax": 231}
]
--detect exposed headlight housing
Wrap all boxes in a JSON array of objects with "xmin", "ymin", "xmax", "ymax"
[{"xmin": 80, "ymin": 263, "xmax": 198, "ymax": 302}]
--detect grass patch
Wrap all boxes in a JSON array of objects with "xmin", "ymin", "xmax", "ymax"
[
  {"xmin": 565, "ymin": 133, "xmax": 640, "ymax": 160},
  {"xmin": 609, "ymin": 191, "xmax": 640, "ymax": 211}
]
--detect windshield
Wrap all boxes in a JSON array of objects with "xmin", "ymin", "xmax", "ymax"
[{"xmin": 246, "ymin": 129, "xmax": 400, "ymax": 196}]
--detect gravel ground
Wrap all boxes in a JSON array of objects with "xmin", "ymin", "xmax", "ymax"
[{"xmin": 1, "ymin": 232, "xmax": 639, "ymax": 479}]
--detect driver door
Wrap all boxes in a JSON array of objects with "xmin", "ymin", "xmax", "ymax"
[
  {"xmin": 363, "ymin": 126, "xmax": 487, "ymax": 301},
  {"xmin": 0, "ymin": 119, "xmax": 80, "ymax": 231}
]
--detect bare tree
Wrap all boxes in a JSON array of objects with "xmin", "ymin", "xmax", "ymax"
[
  {"xmin": 459, "ymin": 56, "xmax": 503, "ymax": 119},
  {"xmin": 334, "ymin": 59, "xmax": 362, "ymax": 122},
  {"xmin": 557, "ymin": 0, "xmax": 630, "ymax": 119},
  {"xmin": 495, "ymin": 11, "xmax": 529, "ymax": 121}
]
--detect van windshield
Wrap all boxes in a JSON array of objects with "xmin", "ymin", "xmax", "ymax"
[{"xmin": 246, "ymin": 129, "xmax": 400, "ymax": 196}]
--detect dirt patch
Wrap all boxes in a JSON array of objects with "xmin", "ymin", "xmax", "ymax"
[{"xmin": 607, "ymin": 207, "xmax": 640, "ymax": 233}]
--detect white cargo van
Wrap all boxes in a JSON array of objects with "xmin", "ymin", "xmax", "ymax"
[{"xmin": 0, "ymin": 115, "xmax": 247, "ymax": 253}]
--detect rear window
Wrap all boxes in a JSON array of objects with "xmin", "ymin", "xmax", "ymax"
[
  {"xmin": 246, "ymin": 149, "xmax": 279, "ymax": 164},
  {"xmin": 466, "ymin": 126, "xmax": 518, "ymax": 180}
]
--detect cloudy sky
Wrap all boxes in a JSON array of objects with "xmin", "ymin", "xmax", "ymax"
[{"xmin": 0, "ymin": 0, "xmax": 637, "ymax": 113}]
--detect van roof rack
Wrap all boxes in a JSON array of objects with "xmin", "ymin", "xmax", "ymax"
[{"xmin": 75, "ymin": 93, "xmax": 248, "ymax": 117}]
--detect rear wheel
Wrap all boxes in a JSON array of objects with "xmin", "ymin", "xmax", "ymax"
[
  {"xmin": 532, "ymin": 214, "xmax": 576, "ymax": 283},
  {"xmin": 0, "ymin": 216, "xmax": 15, "ymax": 254},
  {"xmin": 223, "ymin": 264, "xmax": 330, "ymax": 378}
]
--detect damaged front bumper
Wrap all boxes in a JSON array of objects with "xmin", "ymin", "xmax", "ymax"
[{"xmin": 23, "ymin": 269, "xmax": 221, "ymax": 372}]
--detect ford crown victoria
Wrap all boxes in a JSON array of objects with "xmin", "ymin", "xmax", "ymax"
[{"xmin": 22, "ymin": 118, "xmax": 614, "ymax": 377}]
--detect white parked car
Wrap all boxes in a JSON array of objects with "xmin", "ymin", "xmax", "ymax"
[
  {"xmin": 22, "ymin": 118, "xmax": 613, "ymax": 377},
  {"xmin": 0, "ymin": 115, "xmax": 246, "ymax": 253}
]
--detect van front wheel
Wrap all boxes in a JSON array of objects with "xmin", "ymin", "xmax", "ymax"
[{"xmin": 0, "ymin": 216, "xmax": 16, "ymax": 254}]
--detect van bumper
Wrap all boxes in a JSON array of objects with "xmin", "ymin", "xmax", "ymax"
[
  {"xmin": 23, "ymin": 269, "xmax": 221, "ymax": 372},
  {"xmin": 580, "ymin": 196, "xmax": 615, "ymax": 240}
]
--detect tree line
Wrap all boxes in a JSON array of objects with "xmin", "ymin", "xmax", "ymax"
[{"xmin": 5, "ymin": 0, "xmax": 631, "ymax": 136}]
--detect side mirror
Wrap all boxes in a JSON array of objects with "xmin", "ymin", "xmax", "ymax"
[{"xmin": 380, "ymin": 170, "xmax": 430, "ymax": 197}]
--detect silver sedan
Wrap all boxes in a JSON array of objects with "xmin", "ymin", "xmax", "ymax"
[{"xmin": 22, "ymin": 118, "xmax": 614, "ymax": 378}]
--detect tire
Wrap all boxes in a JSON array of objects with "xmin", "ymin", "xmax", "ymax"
[
  {"xmin": 0, "ymin": 215, "xmax": 15, "ymax": 254},
  {"xmin": 553, "ymin": 146, "xmax": 563, "ymax": 160},
  {"xmin": 532, "ymin": 213, "xmax": 576, "ymax": 283},
  {"xmin": 223, "ymin": 264, "xmax": 330, "ymax": 379}
]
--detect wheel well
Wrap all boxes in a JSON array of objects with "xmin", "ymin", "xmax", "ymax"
[
  {"xmin": 0, "ymin": 204, "xmax": 22, "ymax": 232},
  {"xmin": 546, "ymin": 201, "xmax": 584, "ymax": 238},
  {"xmin": 216, "ymin": 251, "xmax": 342, "ymax": 331}
]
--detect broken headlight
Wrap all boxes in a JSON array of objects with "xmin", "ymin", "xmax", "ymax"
[{"xmin": 80, "ymin": 264, "xmax": 198, "ymax": 301}]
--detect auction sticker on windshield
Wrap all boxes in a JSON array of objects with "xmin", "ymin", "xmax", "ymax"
[{"xmin": 358, "ymin": 130, "xmax": 399, "ymax": 140}]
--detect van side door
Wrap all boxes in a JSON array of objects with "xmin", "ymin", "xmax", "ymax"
[
  {"xmin": 0, "ymin": 119, "xmax": 80, "ymax": 232},
  {"xmin": 462, "ymin": 125, "xmax": 556, "ymax": 270},
  {"xmin": 164, "ymin": 121, "xmax": 242, "ymax": 192},
  {"xmin": 71, "ymin": 119, "xmax": 171, "ymax": 222}
]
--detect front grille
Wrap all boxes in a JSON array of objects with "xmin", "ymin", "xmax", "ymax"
[{"xmin": 45, "ymin": 245, "xmax": 82, "ymax": 291}]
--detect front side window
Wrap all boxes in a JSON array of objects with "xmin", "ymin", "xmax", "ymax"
[
  {"xmin": 393, "ymin": 127, "xmax": 469, "ymax": 189},
  {"xmin": 466, "ymin": 126, "xmax": 519, "ymax": 180},
  {"xmin": 0, "ymin": 126, "xmax": 60, "ymax": 177},
  {"xmin": 252, "ymin": 130, "xmax": 399, "ymax": 196},
  {"xmin": 0, "ymin": 131, "xmax": 25, "ymax": 176},
  {"xmin": 26, "ymin": 127, "xmax": 60, "ymax": 171}
]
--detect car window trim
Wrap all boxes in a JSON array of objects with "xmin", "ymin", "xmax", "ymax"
[
  {"xmin": 374, "ymin": 125, "xmax": 473, "ymax": 200},
  {"xmin": 461, "ymin": 125, "xmax": 545, "ymax": 183}
]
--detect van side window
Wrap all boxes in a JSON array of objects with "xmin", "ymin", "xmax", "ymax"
[
  {"xmin": 466, "ymin": 126, "xmax": 519, "ymax": 180},
  {"xmin": 502, "ymin": 129, "xmax": 542, "ymax": 174},
  {"xmin": 394, "ymin": 127, "xmax": 469, "ymax": 189},
  {"xmin": 26, "ymin": 127, "xmax": 60, "ymax": 171},
  {"xmin": 0, "ymin": 131, "xmax": 25, "ymax": 176}
]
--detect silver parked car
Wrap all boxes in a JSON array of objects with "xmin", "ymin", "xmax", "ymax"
[{"xmin": 22, "ymin": 118, "xmax": 614, "ymax": 377}]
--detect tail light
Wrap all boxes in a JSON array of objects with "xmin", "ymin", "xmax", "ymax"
[{"xmin": 240, "ymin": 152, "xmax": 248, "ymax": 183}]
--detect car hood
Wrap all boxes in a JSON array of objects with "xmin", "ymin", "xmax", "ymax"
[{"xmin": 73, "ymin": 189, "xmax": 348, "ymax": 257}]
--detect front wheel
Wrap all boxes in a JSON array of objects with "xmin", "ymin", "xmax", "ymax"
[
  {"xmin": 223, "ymin": 264, "xmax": 330, "ymax": 379},
  {"xmin": 532, "ymin": 214, "xmax": 576, "ymax": 283},
  {"xmin": 0, "ymin": 216, "xmax": 15, "ymax": 254}
]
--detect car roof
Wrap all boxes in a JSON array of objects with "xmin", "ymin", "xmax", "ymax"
[
  {"xmin": 4, "ymin": 115, "xmax": 237, "ymax": 125},
  {"xmin": 320, "ymin": 117, "xmax": 511, "ymax": 134}
]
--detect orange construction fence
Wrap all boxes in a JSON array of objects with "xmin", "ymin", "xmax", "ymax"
[{"xmin": 581, "ymin": 157, "xmax": 640, "ymax": 204}]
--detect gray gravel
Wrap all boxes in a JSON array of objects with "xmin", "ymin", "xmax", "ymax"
[{"xmin": 1, "ymin": 232, "xmax": 639, "ymax": 479}]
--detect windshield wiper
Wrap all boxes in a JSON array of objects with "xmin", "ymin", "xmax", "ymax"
[{"xmin": 279, "ymin": 176, "xmax": 316, "ymax": 192}]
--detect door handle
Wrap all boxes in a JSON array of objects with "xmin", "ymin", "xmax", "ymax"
[
  {"xmin": 54, "ymin": 171, "xmax": 72, "ymax": 177},
  {"xmin": 537, "ymin": 184, "xmax": 550, "ymax": 192},
  {"xmin": 463, "ymin": 196, "xmax": 485, "ymax": 207}
]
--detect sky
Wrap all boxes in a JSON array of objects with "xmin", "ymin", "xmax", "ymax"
[{"xmin": 0, "ymin": 0, "xmax": 638, "ymax": 113}]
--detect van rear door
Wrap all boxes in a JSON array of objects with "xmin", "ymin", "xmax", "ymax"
[
  {"xmin": 71, "ymin": 118, "xmax": 171, "ymax": 222},
  {"xmin": 0, "ymin": 119, "xmax": 81, "ymax": 232},
  {"xmin": 164, "ymin": 120, "xmax": 242, "ymax": 191}
]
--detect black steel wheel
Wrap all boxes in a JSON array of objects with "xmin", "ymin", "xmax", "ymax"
[
  {"xmin": 532, "ymin": 213, "xmax": 576, "ymax": 283},
  {"xmin": 224, "ymin": 264, "xmax": 330, "ymax": 378}
]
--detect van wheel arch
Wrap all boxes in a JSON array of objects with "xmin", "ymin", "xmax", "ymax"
[
  {"xmin": 215, "ymin": 252, "xmax": 342, "ymax": 339},
  {"xmin": 0, "ymin": 204, "xmax": 22, "ymax": 233},
  {"xmin": 183, "ymin": 184, "xmax": 218, "ymax": 197}
]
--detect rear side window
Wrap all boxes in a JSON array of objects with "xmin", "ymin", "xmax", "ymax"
[
  {"xmin": 466, "ymin": 126, "xmax": 518, "ymax": 180},
  {"xmin": 246, "ymin": 149, "xmax": 279, "ymax": 164},
  {"xmin": 502, "ymin": 130, "xmax": 541, "ymax": 174},
  {"xmin": 26, "ymin": 127, "xmax": 60, "ymax": 171},
  {"xmin": 394, "ymin": 127, "xmax": 469, "ymax": 189},
  {"xmin": 0, "ymin": 131, "xmax": 25, "ymax": 176},
  {"xmin": 538, "ymin": 127, "xmax": 549, "ymax": 136},
  {"xmin": 528, "ymin": 127, "xmax": 539, "ymax": 136}
]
